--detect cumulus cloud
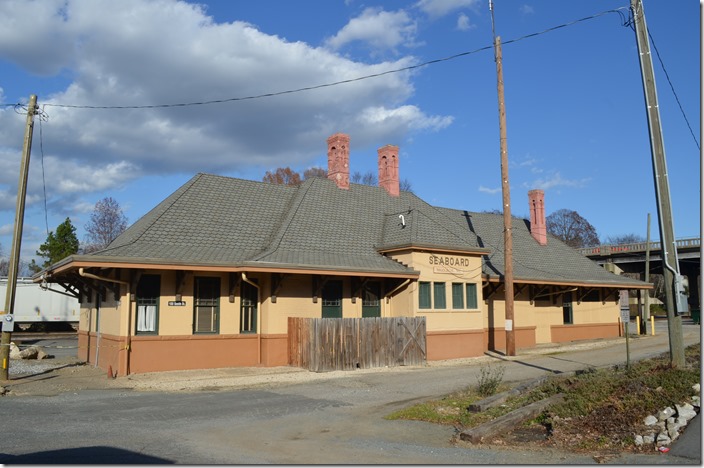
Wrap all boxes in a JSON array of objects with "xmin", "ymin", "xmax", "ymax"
[
  {"xmin": 415, "ymin": 0, "xmax": 479, "ymax": 19},
  {"xmin": 456, "ymin": 13, "xmax": 474, "ymax": 31},
  {"xmin": 0, "ymin": 0, "xmax": 452, "ymax": 221},
  {"xmin": 324, "ymin": 7, "xmax": 418, "ymax": 52}
]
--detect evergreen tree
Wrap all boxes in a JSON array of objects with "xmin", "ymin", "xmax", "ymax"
[{"xmin": 29, "ymin": 218, "xmax": 80, "ymax": 273}]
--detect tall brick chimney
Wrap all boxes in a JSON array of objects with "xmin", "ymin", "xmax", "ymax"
[
  {"xmin": 528, "ymin": 189, "xmax": 547, "ymax": 245},
  {"xmin": 378, "ymin": 144, "xmax": 399, "ymax": 197},
  {"xmin": 327, "ymin": 133, "xmax": 350, "ymax": 190}
]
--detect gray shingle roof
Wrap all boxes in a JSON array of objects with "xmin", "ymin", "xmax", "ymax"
[
  {"xmin": 74, "ymin": 172, "xmax": 646, "ymax": 287},
  {"xmin": 436, "ymin": 208, "xmax": 645, "ymax": 287}
]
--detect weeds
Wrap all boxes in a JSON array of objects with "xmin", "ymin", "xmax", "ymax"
[{"xmin": 477, "ymin": 364, "xmax": 505, "ymax": 397}]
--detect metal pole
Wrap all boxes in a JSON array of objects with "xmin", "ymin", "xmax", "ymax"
[
  {"xmin": 645, "ymin": 213, "xmax": 652, "ymax": 333},
  {"xmin": 0, "ymin": 94, "xmax": 38, "ymax": 381},
  {"xmin": 489, "ymin": 1, "xmax": 515, "ymax": 356},
  {"xmin": 630, "ymin": 0, "xmax": 684, "ymax": 366}
]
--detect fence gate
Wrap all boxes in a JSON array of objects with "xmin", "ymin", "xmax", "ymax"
[{"xmin": 288, "ymin": 317, "xmax": 426, "ymax": 372}]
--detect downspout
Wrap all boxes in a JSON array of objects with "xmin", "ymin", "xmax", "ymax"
[
  {"xmin": 79, "ymin": 268, "xmax": 131, "ymax": 375},
  {"xmin": 241, "ymin": 273, "xmax": 261, "ymax": 365}
]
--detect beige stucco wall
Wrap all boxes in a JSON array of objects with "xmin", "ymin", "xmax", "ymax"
[{"xmin": 388, "ymin": 250, "xmax": 484, "ymax": 332}]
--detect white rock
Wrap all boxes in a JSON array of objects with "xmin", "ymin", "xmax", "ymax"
[
  {"xmin": 9, "ymin": 342, "xmax": 21, "ymax": 359},
  {"xmin": 643, "ymin": 415, "xmax": 658, "ymax": 426},
  {"xmin": 658, "ymin": 407, "xmax": 676, "ymax": 421},
  {"xmin": 634, "ymin": 435, "xmax": 644, "ymax": 446},
  {"xmin": 676, "ymin": 403, "xmax": 697, "ymax": 421},
  {"xmin": 656, "ymin": 432, "xmax": 672, "ymax": 447},
  {"xmin": 693, "ymin": 383, "xmax": 700, "ymax": 394},
  {"xmin": 692, "ymin": 395, "xmax": 700, "ymax": 407},
  {"xmin": 643, "ymin": 434, "xmax": 655, "ymax": 444}
]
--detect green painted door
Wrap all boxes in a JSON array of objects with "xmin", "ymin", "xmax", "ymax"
[
  {"xmin": 321, "ymin": 281, "xmax": 342, "ymax": 318},
  {"xmin": 362, "ymin": 282, "xmax": 381, "ymax": 318}
]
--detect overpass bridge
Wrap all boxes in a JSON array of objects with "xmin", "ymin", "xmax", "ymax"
[{"xmin": 578, "ymin": 237, "xmax": 701, "ymax": 311}]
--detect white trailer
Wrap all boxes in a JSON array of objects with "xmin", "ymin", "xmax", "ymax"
[{"xmin": 0, "ymin": 277, "xmax": 79, "ymax": 330}]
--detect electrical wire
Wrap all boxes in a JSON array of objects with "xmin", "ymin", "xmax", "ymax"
[
  {"xmin": 38, "ymin": 109, "xmax": 50, "ymax": 236},
  {"xmin": 647, "ymin": 30, "xmax": 700, "ymax": 151},
  {"xmin": 26, "ymin": 7, "xmax": 629, "ymax": 111}
]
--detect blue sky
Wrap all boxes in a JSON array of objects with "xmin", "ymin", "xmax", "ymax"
[{"xmin": 0, "ymin": 0, "xmax": 700, "ymax": 267}]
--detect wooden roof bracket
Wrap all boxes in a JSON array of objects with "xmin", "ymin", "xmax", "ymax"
[
  {"xmin": 270, "ymin": 273, "xmax": 287, "ymax": 304},
  {"xmin": 483, "ymin": 281, "xmax": 501, "ymax": 301},
  {"xmin": 577, "ymin": 287, "xmax": 597, "ymax": 304},
  {"xmin": 130, "ymin": 270, "xmax": 142, "ymax": 302},
  {"xmin": 229, "ymin": 272, "xmax": 241, "ymax": 303},
  {"xmin": 513, "ymin": 283, "xmax": 527, "ymax": 299},
  {"xmin": 175, "ymin": 270, "xmax": 189, "ymax": 301},
  {"xmin": 312, "ymin": 275, "xmax": 331, "ymax": 303},
  {"xmin": 351, "ymin": 277, "xmax": 370, "ymax": 304}
]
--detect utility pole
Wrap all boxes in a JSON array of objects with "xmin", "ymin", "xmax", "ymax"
[
  {"xmin": 644, "ymin": 213, "xmax": 651, "ymax": 334},
  {"xmin": 489, "ymin": 0, "xmax": 515, "ymax": 356},
  {"xmin": 1, "ymin": 94, "xmax": 38, "ymax": 381},
  {"xmin": 630, "ymin": 0, "xmax": 685, "ymax": 367}
]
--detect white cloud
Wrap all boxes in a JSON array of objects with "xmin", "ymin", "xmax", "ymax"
[
  {"xmin": 324, "ymin": 7, "xmax": 418, "ymax": 52},
  {"xmin": 520, "ymin": 4, "xmax": 535, "ymax": 15},
  {"xmin": 479, "ymin": 185, "xmax": 501, "ymax": 194},
  {"xmin": 415, "ymin": 0, "xmax": 479, "ymax": 19},
  {"xmin": 456, "ymin": 13, "xmax": 474, "ymax": 31},
  {"xmin": 0, "ymin": 0, "xmax": 452, "ymax": 218},
  {"xmin": 525, "ymin": 172, "xmax": 590, "ymax": 190}
]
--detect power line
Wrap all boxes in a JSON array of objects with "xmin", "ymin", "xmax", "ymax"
[
  {"xmin": 30, "ymin": 7, "xmax": 629, "ymax": 111},
  {"xmin": 647, "ymin": 30, "xmax": 700, "ymax": 151}
]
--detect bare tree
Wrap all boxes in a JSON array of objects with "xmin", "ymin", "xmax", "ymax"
[
  {"xmin": 546, "ymin": 209, "xmax": 600, "ymax": 248},
  {"xmin": 84, "ymin": 197, "xmax": 128, "ymax": 253},
  {"xmin": 603, "ymin": 233, "xmax": 646, "ymax": 245},
  {"xmin": 303, "ymin": 166, "xmax": 326, "ymax": 180},
  {"xmin": 400, "ymin": 178, "xmax": 413, "ymax": 193},
  {"xmin": 263, "ymin": 167, "xmax": 302, "ymax": 186}
]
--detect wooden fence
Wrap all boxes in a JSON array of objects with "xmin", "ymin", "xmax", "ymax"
[{"xmin": 288, "ymin": 317, "xmax": 426, "ymax": 372}]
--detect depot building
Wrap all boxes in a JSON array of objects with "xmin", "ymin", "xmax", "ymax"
[{"xmin": 37, "ymin": 133, "xmax": 650, "ymax": 376}]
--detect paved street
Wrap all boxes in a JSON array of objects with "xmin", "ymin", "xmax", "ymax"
[{"xmin": 0, "ymin": 320, "xmax": 700, "ymax": 464}]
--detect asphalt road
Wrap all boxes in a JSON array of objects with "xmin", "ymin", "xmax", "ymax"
[{"xmin": 0, "ymin": 321, "xmax": 700, "ymax": 464}]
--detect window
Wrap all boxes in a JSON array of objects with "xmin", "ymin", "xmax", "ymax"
[
  {"xmin": 433, "ymin": 282, "xmax": 446, "ymax": 309},
  {"xmin": 452, "ymin": 283, "xmax": 464, "ymax": 309},
  {"xmin": 321, "ymin": 281, "xmax": 342, "ymax": 318},
  {"xmin": 466, "ymin": 283, "xmax": 478, "ymax": 309},
  {"xmin": 240, "ymin": 280, "xmax": 258, "ymax": 333},
  {"xmin": 194, "ymin": 277, "xmax": 220, "ymax": 333},
  {"xmin": 563, "ymin": 292, "xmax": 573, "ymax": 324},
  {"xmin": 136, "ymin": 275, "xmax": 160, "ymax": 334},
  {"xmin": 418, "ymin": 282, "xmax": 431, "ymax": 309}
]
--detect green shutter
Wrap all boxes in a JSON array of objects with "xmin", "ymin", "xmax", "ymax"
[
  {"xmin": 418, "ymin": 282, "xmax": 431, "ymax": 309},
  {"xmin": 434, "ymin": 282, "xmax": 446, "ymax": 309},
  {"xmin": 452, "ymin": 283, "xmax": 464, "ymax": 309},
  {"xmin": 466, "ymin": 283, "xmax": 478, "ymax": 309}
]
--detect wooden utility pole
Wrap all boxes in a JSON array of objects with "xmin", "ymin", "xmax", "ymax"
[
  {"xmin": 630, "ymin": 0, "xmax": 684, "ymax": 367},
  {"xmin": 1, "ymin": 94, "xmax": 38, "ymax": 381},
  {"xmin": 489, "ymin": 1, "xmax": 515, "ymax": 356}
]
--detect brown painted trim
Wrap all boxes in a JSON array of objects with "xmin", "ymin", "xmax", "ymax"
[
  {"xmin": 379, "ymin": 245, "xmax": 490, "ymax": 256},
  {"xmin": 482, "ymin": 275, "xmax": 652, "ymax": 290},
  {"xmin": 47, "ymin": 261, "xmax": 418, "ymax": 280}
]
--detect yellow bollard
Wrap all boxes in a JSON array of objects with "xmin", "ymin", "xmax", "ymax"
[
  {"xmin": 636, "ymin": 319, "xmax": 641, "ymax": 335},
  {"xmin": 650, "ymin": 316, "xmax": 655, "ymax": 335}
]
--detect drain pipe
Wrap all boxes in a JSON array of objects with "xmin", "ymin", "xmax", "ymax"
[
  {"xmin": 241, "ymin": 273, "xmax": 261, "ymax": 365},
  {"xmin": 79, "ymin": 268, "xmax": 131, "ymax": 375}
]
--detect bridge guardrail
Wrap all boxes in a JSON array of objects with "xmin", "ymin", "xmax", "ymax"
[{"xmin": 578, "ymin": 237, "xmax": 700, "ymax": 256}]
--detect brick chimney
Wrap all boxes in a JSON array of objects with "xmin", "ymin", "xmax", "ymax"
[
  {"xmin": 528, "ymin": 189, "xmax": 547, "ymax": 245},
  {"xmin": 378, "ymin": 144, "xmax": 399, "ymax": 197},
  {"xmin": 327, "ymin": 133, "xmax": 350, "ymax": 190}
]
